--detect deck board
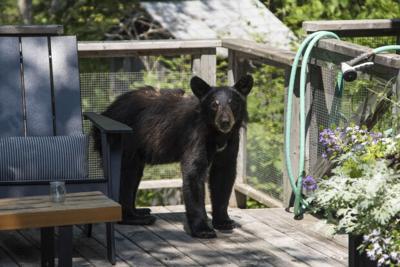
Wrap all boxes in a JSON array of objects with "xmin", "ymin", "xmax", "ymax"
[
  {"xmin": 116, "ymin": 224, "xmax": 199, "ymax": 266},
  {"xmin": 230, "ymin": 211, "xmax": 344, "ymax": 267},
  {"xmin": 149, "ymin": 206, "xmax": 238, "ymax": 267},
  {"xmin": 0, "ymin": 230, "xmax": 41, "ymax": 267},
  {"xmin": 162, "ymin": 206, "xmax": 277, "ymax": 267},
  {"xmin": 163, "ymin": 205, "xmax": 305, "ymax": 267},
  {"xmin": 0, "ymin": 207, "xmax": 348, "ymax": 267},
  {"xmin": 71, "ymin": 226, "xmax": 129, "ymax": 267},
  {"xmin": 18, "ymin": 228, "xmax": 93, "ymax": 267},
  {"xmin": 244, "ymin": 209, "xmax": 348, "ymax": 261},
  {"xmin": 266, "ymin": 208, "xmax": 347, "ymax": 247},
  {"xmin": 0, "ymin": 244, "xmax": 18, "ymax": 267},
  {"xmin": 91, "ymin": 223, "xmax": 164, "ymax": 267}
]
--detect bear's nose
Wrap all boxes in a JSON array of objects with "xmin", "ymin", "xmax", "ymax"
[{"xmin": 220, "ymin": 118, "xmax": 231, "ymax": 129}]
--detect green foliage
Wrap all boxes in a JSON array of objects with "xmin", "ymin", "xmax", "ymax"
[
  {"xmin": 245, "ymin": 64, "xmax": 285, "ymax": 200},
  {"xmin": 0, "ymin": 1, "xmax": 20, "ymax": 24},
  {"xmin": 246, "ymin": 198, "xmax": 268, "ymax": 209},
  {"xmin": 36, "ymin": 0, "xmax": 138, "ymax": 40},
  {"xmin": 247, "ymin": 65, "xmax": 285, "ymax": 123},
  {"xmin": 0, "ymin": 1, "xmax": 139, "ymax": 40},
  {"xmin": 247, "ymin": 123, "xmax": 284, "ymax": 199},
  {"xmin": 142, "ymin": 163, "xmax": 181, "ymax": 181},
  {"xmin": 262, "ymin": 0, "xmax": 400, "ymax": 36},
  {"xmin": 137, "ymin": 188, "xmax": 182, "ymax": 207}
]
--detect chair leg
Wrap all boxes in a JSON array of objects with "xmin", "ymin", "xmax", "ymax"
[
  {"xmin": 84, "ymin": 224, "xmax": 93, "ymax": 238},
  {"xmin": 106, "ymin": 222, "xmax": 116, "ymax": 265}
]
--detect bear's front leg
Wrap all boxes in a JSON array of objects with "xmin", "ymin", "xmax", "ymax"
[
  {"xmin": 209, "ymin": 136, "xmax": 239, "ymax": 230},
  {"xmin": 181, "ymin": 151, "xmax": 216, "ymax": 238}
]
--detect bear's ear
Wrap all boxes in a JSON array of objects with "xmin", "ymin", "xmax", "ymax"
[
  {"xmin": 190, "ymin": 76, "xmax": 211, "ymax": 99},
  {"xmin": 234, "ymin": 74, "xmax": 253, "ymax": 96}
]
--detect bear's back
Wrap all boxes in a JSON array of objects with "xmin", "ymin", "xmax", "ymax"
[{"xmin": 103, "ymin": 87, "xmax": 206, "ymax": 164}]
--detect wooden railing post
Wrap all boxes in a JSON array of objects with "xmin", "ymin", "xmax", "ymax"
[
  {"xmin": 191, "ymin": 48, "xmax": 216, "ymax": 85},
  {"xmin": 282, "ymin": 63, "xmax": 331, "ymax": 208},
  {"xmin": 282, "ymin": 68, "xmax": 300, "ymax": 207},
  {"xmin": 191, "ymin": 49, "xmax": 217, "ymax": 205},
  {"xmin": 228, "ymin": 50, "xmax": 248, "ymax": 208}
]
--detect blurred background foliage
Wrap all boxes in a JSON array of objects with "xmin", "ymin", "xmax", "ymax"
[
  {"xmin": 2, "ymin": 0, "xmax": 398, "ymax": 40},
  {"xmin": 1, "ymin": 0, "xmax": 398, "ymax": 207},
  {"xmin": 263, "ymin": 0, "xmax": 400, "ymax": 36}
]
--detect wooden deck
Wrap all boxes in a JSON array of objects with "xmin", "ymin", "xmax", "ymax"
[{"xmin": 0, "ymin": 206, "xmax": 348, "ymax": 267}]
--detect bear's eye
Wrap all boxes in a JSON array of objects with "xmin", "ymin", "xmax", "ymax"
[
  {"xmin": 228, "ymin": 98, "xmax": 232, "ymax": 103},
  {"xmin": 211, "ymin": 100, "xmax": 219, "ymax": 110}
]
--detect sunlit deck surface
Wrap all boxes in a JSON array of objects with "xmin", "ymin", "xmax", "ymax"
[{"xmin": 0, "ymin": 206, "xmax": 347, "ymax": 267}]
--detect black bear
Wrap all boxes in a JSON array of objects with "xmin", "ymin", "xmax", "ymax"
[{"xmin": 92, "ymin": 75, "xmax": 253, "ymax": 238}]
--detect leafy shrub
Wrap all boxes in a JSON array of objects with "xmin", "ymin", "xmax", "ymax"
[{"xmin": 307, "ymin": 126, "xmax": 400, "ymax": 266}]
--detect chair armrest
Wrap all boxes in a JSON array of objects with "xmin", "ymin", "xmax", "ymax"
[{"xmin": 83, "ymin": 112, "xmax": 132, "ymax": 134}]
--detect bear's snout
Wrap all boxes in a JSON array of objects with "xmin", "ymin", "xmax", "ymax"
[{"xmin": 215, "ymin": 108, "xmax": 235, "ymax": 133}]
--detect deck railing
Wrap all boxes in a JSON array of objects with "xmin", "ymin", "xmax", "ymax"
[
  {"xmin": 78, "ymin": 38, "xmax": 294, "ymax": 208},
  {"xmin": 77, "ymin": 19, "xmax": 400, "ymax": 208}
]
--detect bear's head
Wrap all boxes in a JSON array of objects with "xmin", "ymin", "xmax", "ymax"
[{"xmin": 190, "ymin": 75, "xmax": 253, "ymax": 134}]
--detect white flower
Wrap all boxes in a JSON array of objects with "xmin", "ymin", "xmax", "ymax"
[
  {"xmin": 366, "ymin": 250, "xmax": 376, "ymax": 260},
  {"xmin": 390, "ymin": 252, "xmax": 398, "ymax": 261}
]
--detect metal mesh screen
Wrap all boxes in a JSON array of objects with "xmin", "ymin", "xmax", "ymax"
[
  {"xmin": 80, "ymin": 71, "xmax": 192, "ymax": 180},
  {"xmin": 342, "ymin": 36, "xmax": 398, "ymax": 49},
  {"xmin": 245, "ymin": 64, "xmax": 285, "ymax": 201},
  {"xmin": 79, "ymin": 66, "xmax": 287, "ymax": 202},
  {"xmin": 307, "ymin": 63, "xmax": 397, "ymax": 174}
]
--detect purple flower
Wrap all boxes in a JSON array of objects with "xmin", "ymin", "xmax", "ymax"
[
  {"xmin": 319, "ymin": 127, "xmax": 385, "ymax": 160},
  {"xmin": 302, "ymin": 175, "xmax": 317, "ymax": 191}
]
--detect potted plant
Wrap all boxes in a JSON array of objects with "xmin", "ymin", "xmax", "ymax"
[{"xmin": 304, "ymin": 126, "xmax": 400, "ymax": 267}]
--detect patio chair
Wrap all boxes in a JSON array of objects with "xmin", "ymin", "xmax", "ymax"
[{"xmin": 0, "ymin": 25, "xmax": 131, "ymax": 265}]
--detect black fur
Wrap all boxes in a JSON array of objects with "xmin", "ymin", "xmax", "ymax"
[{"xmin": 92, "ymin": 76, "xmax": 253, "ymax": 238}]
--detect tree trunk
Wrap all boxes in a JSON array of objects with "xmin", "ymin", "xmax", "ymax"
[
  {"xmin": 50, "ymin": 0, "xmax": 63, "ymax": 16},
  {"xmin": 18, "ymin": 0, "xmax": 32, "ymax": 24}
]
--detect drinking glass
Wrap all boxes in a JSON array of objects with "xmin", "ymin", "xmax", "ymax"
[{"xmin": 50, "ymin": 181, "xmax": 66, "ymax": 203}]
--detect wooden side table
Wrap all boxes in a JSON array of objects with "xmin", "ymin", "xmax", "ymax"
[{"xmin": 0, "ymin": 191, "xmax": 121, "ymax": 267}]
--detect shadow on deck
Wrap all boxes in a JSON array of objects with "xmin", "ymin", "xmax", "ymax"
[{"xmin": 0, "ymin": 207, "xmax": 347, "ymax": 267}]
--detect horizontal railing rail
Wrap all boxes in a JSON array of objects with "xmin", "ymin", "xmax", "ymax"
[
  {"xmin": 222, "ymin": 39, "xmax": 295, "ymax": 68},
  {"xmin": 303, "ymin": 19, "xmax": 400, "ymax": 37},
  {"xmin": 312, "ymin": 39, "xmax": 400, "ymax": 79},
  {"xmin": 78, "ymin": 39, "xmax": 221, "ymax": 57},
  {"xmin": 0, "ymin": 24, "xmax": 63, "ymax": 35},
  {"xmin": 78, "ymin": 38, "xmax": 294, "ymax": 68}
]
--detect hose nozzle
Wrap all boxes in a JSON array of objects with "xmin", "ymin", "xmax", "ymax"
[
  {"xmin": 341, "ymin": 61, "xmax": 374, "ymax": 82},
  {"xmin": 340, "ymin": 51, "xmax": 375, "ymax": 82}
]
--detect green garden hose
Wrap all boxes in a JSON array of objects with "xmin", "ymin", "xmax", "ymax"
[
  {"xmin": 284, "ymin": 30, "xmax": 400, "ymax": 219},
  {"xmin": 285, "ymin": 31, "xmax": 340, "ymax": 219},
  {"xmin": 373, "ymin": 45, "xmax": 400, "ymax": 54}
]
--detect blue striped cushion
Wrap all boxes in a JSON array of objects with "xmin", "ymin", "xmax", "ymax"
[{"xmin": 0, "ymin": 135, "xmax": 89, "ymax": 181}]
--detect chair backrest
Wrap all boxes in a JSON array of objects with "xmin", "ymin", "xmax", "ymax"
[{"xmin": 0, "ymin": 34, "xmax": 83, "ymax": 137}]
